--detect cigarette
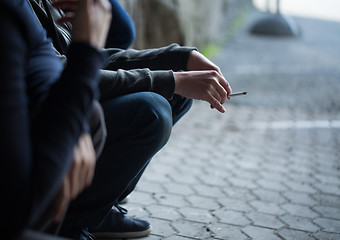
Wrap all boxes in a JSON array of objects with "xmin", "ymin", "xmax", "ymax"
[{"xmin": 229, "ymin": 91, "xmax": 247, "ymax": 97}]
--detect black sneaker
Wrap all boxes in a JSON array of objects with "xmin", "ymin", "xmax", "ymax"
[{"xmin": 89, "ymin": 206, "xmax": 151, "ymax": 239}]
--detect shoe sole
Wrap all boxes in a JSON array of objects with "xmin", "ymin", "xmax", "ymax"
[{"xmin": 93, "ymin": 226, "xmax": 152, "ymax": 239}]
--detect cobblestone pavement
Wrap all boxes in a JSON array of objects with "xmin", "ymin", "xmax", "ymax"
[{"xmin": 123, "ymin": 12, "xmax": 340, "ymax": 240}]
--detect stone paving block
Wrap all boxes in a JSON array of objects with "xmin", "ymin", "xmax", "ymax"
[
  {"xmin": 313, "ymin": 205, "xmax": 340, "ymax": 219},
  {"xmin": 259, "ymin": 170, "xmax": 290, "ymax": 184},
  {"xmin": 313, "ymin": 217, "xmax": 340, "ymax": 233},
  {"xmin": 122, "ymin": 203, "xmax": 150, "ymax": 219},
  {"xmin": 171, "ymin": 220, "xmax": 214, "ymax": 239},
  {"xmin": 313, "ymin": 182, "xmax": 340, "ymax": 195},
  {"xmin": 228, "ymin": 176, "xmax": 258, "ymax": 189},
  {"xmin": 277, "ymin": 228, "xmax": 316, "ymax": 240},
  {"xmin": 279, "ymin": 214, "xmax": 320, "ymax": 232},
  {"xmin": 287, "ymin": 162, "xmax": 317, "ymax": 176},
  {"xmin": 162, "ymin": 236, "xmax": 194, "ymax": 240},
  {"xmin": 186, "ymin": 195, "xmax": 221, "ymax": 210},
  {"xmin": 314, "ymin": 174, "xmax": 340, "ymax": 186},
  {"xmin": 174, "ymin": 163, "xmax": 205, "ymax": 177},
  {"xmin": 208, "ymin": 157, "xmax": 239, "ymax": 172},
  {"xmin": 178, "ymin": 207, "xmax": 216, "ymax": 224},
  {"xmin": 283, "ymin": 180, "xmax": 318, "ymax": 194},
  {"xmin": 313, "ymin": 231, "xmax": 340, "ymax": 240},
  {"xmin": 155, "ymin": 154, "xmax": 184, "ymax": 167},
  {"xmin": 264, "ymin": 159, "xmax": 290, "ymax": 171},
  {"xmin": 223, "ymin": 187, "xmax": 257, "ymax": 201},
  {"xmin": 143, "ymin": 168, "xmax": 173, "ymax": 183},
  {"xmin": 311, "ymin": 193, "xmax": 340, "ymax": 208},
  {"xmin": 152, "ymin": 193, "xmax": 189, "ymax": 208},
  {"xmin": 163, "ymin": 182, "xmax": 195, "ymax": 195},
  {"xmin": 192, "ymin": 184, "xmax": 226, "ymax": 198},
  {"xmin": 249, "ymin": 200, "xmax": 286, "ymax": 215},
  {"xmin": 281, "ymin": 203, "xmax": 319, "ymax": 218},
  {"xmin": 136, "ymin": 179, "xmax": 166, "ymax": 194},
  {"xmin": 129, "ymin": 191, "xmax": 158, "ymax": 206},
  {"xmin": 233, "ymin": 157, "xmax": 263, "ymax": 172},
  {"xmin": 242, "ymin": 225, "xmax": 281, "ymax": 240},
  {"xmin": 147, "ymin": 218, "xmax": 177, "ymax": 238},
  {"xmin": 256, "ymin": 179, "xmax": 289, "ymax": 192},
  {"xmin": 168, "ymin": 171, "xmax": 201, "ymax": 185},
  {"xmin": 246, "ymin": 212, "xmax": 285, "ymax": 229},
  {"xmin": 206, "ymin": 223, "xmax": 248, "ymax": 240},
  {"xmin": 146, "ymin": 205, "xmax": 181, "ymax": 221},
  {"xmin": 315, "ymin": 151, "xmax": 340, "ymax": 163},
  {"xmin": 204, "ymin": 167, "xmax": 235, "ymax": 180},
  {"xmin": 217, "ymin": 197, "xmax": 253, "ymax": 212},
  {"xmin": 286, "ymin": 172, "xmax": 318, "ymax": 185},
  {"xmin": 213, "ymin": 209, "xmax": 251, "ymax": 226},
  {"xmin": 252, "ymin": 189, "xmax": 287, "ymax": 204},
  {"xmin": 232, "ymin": 168, "xmax": 261, "ymax": 182},
  {"xmin": 282, "ymin": 191, "xmax": 317, "ymax": 206},
  {"xmin": 130, "ymin": 235, "xmax": 161, "ymax": 240},
  {"xmin": 198, "ymin": 174, "xmax": 230, "ymax": 187},
  {"xmin": 316, "ymin": 162, "xmax": 340, "ymax": 176}
]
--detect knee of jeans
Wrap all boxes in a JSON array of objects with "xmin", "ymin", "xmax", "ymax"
[{"xmin": 140, "ymin": 93, "xmax": 172, "ymax": 147}]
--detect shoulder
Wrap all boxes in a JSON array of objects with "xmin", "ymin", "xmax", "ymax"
[{"xmin": 0, "ymin": 0, "xmax": 50, "ymax": 50}]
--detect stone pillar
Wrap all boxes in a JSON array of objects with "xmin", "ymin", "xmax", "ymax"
[{"xmin": 120, "ymin": 0, "xmax": 252, "ymax": 49}]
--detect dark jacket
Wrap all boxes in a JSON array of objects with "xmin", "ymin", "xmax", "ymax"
[
  {"xmin": 29, "ymin": 0, "xmax": 197, "ymax": 100},
  {"xmin": 0, "ymin": 0, "xmax": 105, "ymax": 236}
]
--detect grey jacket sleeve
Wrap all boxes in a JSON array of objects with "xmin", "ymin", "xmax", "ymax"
[
  {"xmin": 99, "ymin": 43, "xmax": 197, "ymax": 100},
  {"xmin": 99, "ymin": 68, "xmax": 175, "ymax": 100}
]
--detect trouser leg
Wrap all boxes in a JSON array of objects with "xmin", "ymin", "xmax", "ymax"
[
  {"xmin": 169, "ymin": 94, "xmax": 193, "ymax": 125},
  {"xmin": 117, "ymin": 94, "xmax": 193, "ymax": 202},
  {"xmin": 60, "ymin": 92, "xmax": 172, "ymax": 235}
]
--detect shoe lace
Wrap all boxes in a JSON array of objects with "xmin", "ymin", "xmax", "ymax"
[
  {"xmin": 114, "ymin": 204, "xmax": 128, "ymax": 215},
  {"xmin": 81, "ymin": 228, "xmax": 96, "ymax": 240}
]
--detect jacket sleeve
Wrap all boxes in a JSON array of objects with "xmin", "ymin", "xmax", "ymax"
[
  {"xmin": 99, "ymin": 68, "xmax": 175, "ymax": 100},
  {"xmin": 0, "ymin": 1, "xmax": 104, "ymax": 235},
  {"xmin": 104, "ymin": 43, "xmax": 197, "ymax": 71},
  {"xmin": 99, "ymin": 44, "xmax": 197, "ymax": 100}
]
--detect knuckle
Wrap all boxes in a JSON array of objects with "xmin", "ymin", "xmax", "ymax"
[{"xmin": 209, "ymin": 70, "xmax": 219, "ymax": 77}]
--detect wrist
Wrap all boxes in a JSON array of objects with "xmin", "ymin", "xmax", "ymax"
[
  {"xmin": 186, "ymin": 50, "xmax": 198, "ymax": 71},
  {"xmin": 174, "ymin": 72, "xmax": 188, "ymax": 95}
]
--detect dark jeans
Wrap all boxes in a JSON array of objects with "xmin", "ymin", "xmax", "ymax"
[
  {"xmin": 106, "ymin": 0, "xmax": 135, "ymax": 49},
  {"xmin": 60, "ymin": 92, "xmax": 192, "ymax": 235}
]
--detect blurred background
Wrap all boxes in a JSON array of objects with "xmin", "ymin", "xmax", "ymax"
[
  {"xmin": 120, "ymin": 1, "xmax": 340, "ymax": 239},
  {"xmin": 121, "ymin": 0, "xmax": 252, "ymax": 50},
  {"xmin": 120, "ymin": 0, "xmax": 340, "ymax": 49}
]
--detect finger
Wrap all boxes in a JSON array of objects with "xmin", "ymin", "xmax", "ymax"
[
  {"xmin": 78, "ymin": 135, "xmax": 90, "ymax": 190},
  {"xmin": 52, "ymin": 178, "xmax": 70, "ymax": 222},
  {"xmin": 51, "ymin": 0, "xmax": 78, "ymax": 11},
  {"xmin": 210, "ymin": 86, "xmax": 223, "ymax": 105},
  {"xmin": 70, "ymin": 146, "xmax": 81, "ymax": 199},
  {"xmin": 83, "ymin": 134, "xmax": 96, "ymax": 186},
  {"xmin": 205, "ymin": 93, "xmax": 226, "ymax": 113},
  {"xmin": 210, "ymin": 71, "xmax": 231, "ymax": 101},
  {"xmin": 214, "ymin": 81, "xmax": 228, "ymax": 104},
  {"xmin": 218, "ymin": 77, "xmax": 232, "ymax": 99}
]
